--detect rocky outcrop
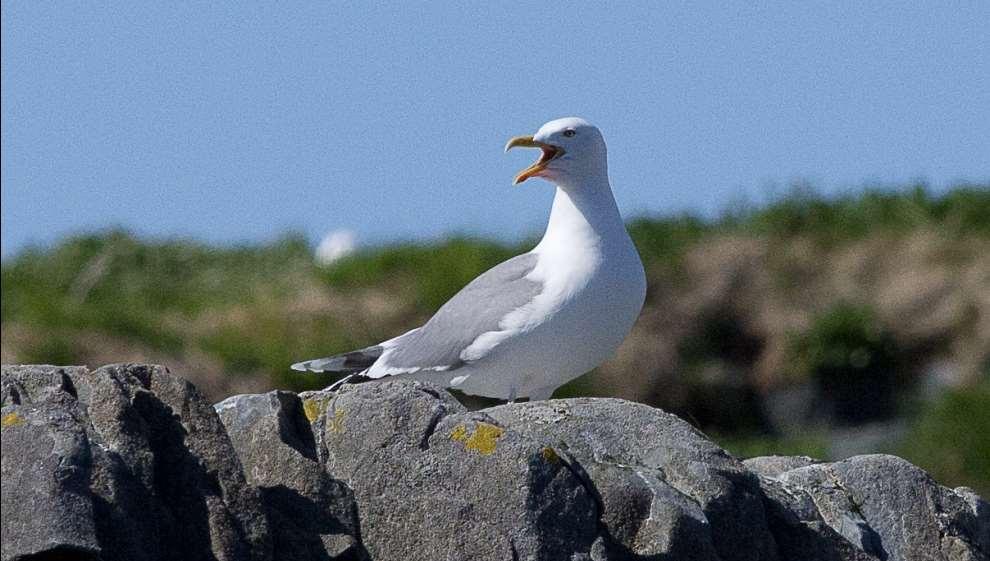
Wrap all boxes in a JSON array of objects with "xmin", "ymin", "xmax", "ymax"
[
  {"xmin": 2, "ymin": 364, "xmax": 987, "ymax": 561},
  {"xmin": 754, "ymin": 455, "xmax": 990, "ymax": 561},
  {"xmin": 1, "ymin": 364, "xmax": 276, "ymax": 561},
  {"xmin": 214, "ymin": 391, "xmax": 367, "ymax": 560},
  {"xmin": 308, "ymin": 380, "xmax": 600, "ymax": 561}
]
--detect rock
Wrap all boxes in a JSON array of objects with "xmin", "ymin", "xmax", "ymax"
[
  {"xmin": 955, "ymin": 487, "xmax": 990, "ymax": 554},
  {"xmin": 1, "ymin": 364, "xmax": 88, "ymax": 407},
  {"xmin": 743, "ymin": 452, "xmax": 880, "ymax": 560},
  {"xmin": 297, "ymin": 388, "xmax": 337, "ymax": 464},
  {"xmin": 4, "ymin": 364, "xmax": 988, "ymax": 561},
  {"xmin": 1, "ymin": 364, "xmax": 272, "ymax": 561},
  {"xmin": 743, "ymin": 455, "xmax": 821, "ymax": 478},
  {"xmin": 319, "ymin": 379, "xmax": 600, "ymax": 561},
  {"xmin": 1, "ymin": 390, "xmax": 99, "ymax": 561},
  {"xmin": 215, "ymin": 391, "xmax": 367, "ymax": 561},
  {"xmin": 575, "ymin": 452, "xmax": 718, "ymax": 560},
  {"xmin": 753, "ymin": 471, "xmax": 880, "ymax": 561},
  {"xmin": 774, "ymin": 455, "xmax": 989, "ymax": 561},
  {"xmin": 486, "ymin": 398, "xmax": 776, "ymax": 561}
]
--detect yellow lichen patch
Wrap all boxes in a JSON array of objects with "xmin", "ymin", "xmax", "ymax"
[
  {"xmin": 466, "ymin": 423, "xmax": 504, "ymax": 455},
  {"xmin": 326, "ymin": 408, "xmax": 346, "ymax": 434},
  {"xmin": 1, "ymin": 412, "xmax": 25, "ymax": 428},
  {"xmin": 450, "ymin": 424, "xmax": 469, "ymax": 442},
  {"xmin": 450, "ymin": 422, "xmax": 504, "ymax": 456},
  {"xmin": 541, "ymin": 447, "xmax": 560, "ymax": 464},
  {"xmin": 302, "ymin": 397, "xmax": 330, "ymax": 423}
]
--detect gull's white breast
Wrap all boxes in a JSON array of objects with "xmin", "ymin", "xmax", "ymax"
[{"xmin": 452, "ymin": 186, "xmax": 646, "ymax": 400}]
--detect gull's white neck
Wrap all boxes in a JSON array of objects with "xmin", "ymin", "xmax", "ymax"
[
  {"xmin": 534, "ymin": 175, "xmax": 630, "ymax": 255},
  {"xmin": 528, "ymin": 170, "xmax": 643, "ymax": 317}
]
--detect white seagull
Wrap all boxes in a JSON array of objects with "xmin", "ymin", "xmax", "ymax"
[{"xmin": 292, "ymin": 117, "xmax": 646, "ymax": 401}]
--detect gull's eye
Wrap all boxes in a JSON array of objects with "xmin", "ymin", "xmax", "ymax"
[{"xmin": 563, "ymin": 129, "xmax": 576, "ymax": 137}]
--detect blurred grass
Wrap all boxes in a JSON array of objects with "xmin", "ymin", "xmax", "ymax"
[
  {"xmin": 731, "ymin": 183, "xmax": 990, "ymax": 242},
  {"xmin": 900, "ymin": 379, "xmax": 990, "ymax": 493},
  {"xmin": 716, "ymin": 432, "xmax": 830, "ymax": 461},
  {"xmin": 3, "ymin": 183, "xmax": 989, "ymax": 492},
  {"xmin": 321, "ymin": 237, "xmax": 523, "ymax": 312},
  {"xmin": 6, "ymin": 184, "xmax": 985, "ymax": 341}
]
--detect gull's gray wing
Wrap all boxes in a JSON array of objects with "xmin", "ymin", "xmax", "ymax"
[
  {"xmin": 378, "ymin": 252, "xmax": 541, "ymax": 372},
  {"xmin": 292, "ymin": 252, "xmax": 541, "ymax": 376}
]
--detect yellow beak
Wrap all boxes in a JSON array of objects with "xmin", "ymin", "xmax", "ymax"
[{"xmin": 504, "ymin": 135, "xmax": 565, "ymax": 185}]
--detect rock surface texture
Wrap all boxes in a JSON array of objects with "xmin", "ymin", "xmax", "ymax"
[{"xmin": 1, "ymin": 364, "xmax": 986, "ymax": 561}]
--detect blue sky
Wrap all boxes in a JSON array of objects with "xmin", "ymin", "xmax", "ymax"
[{"xmin": 3, "ymin": 3, "xmax": 988, "ymax": 257}]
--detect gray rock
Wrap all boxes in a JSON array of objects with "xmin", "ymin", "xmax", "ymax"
[
  {"xmin": 215, "ymin": 391, "xmax": 367, "ymax": 561},
  {"xmin": 576, "ymin": 453, "xmax": 718, "ymax": 560},
  {"xmin": 319, "ymin": 379, "xmax": 600, "ymax": 561},
  {"xmin": 954, "ymin": 487, "xmax": 990, "ymax": 554},
  {"xmin": 744, "ymin": 454, "xmax": 882, "ymax": 559},
  {"xmin": 777, "ymin": 454, "xmax": 988, "ymax": 561},
  {"xmin": 486, "ymin": 398, "xmax": 777, "ymax": 561},
  {"xmin": 298, "ymin": 388, "xmax": 338, "ymax": 465},
  {"xmin": 744, "ymin": 455, "xmax": 821, "ymax": 478},
  {"xmin": 1, "ymin": 363, "xmax": 273, "ymax": 561},
  {"xmin": 1, "ymin": 389, "xmax": 99, "ymax": 561},
  {"xmin": 754, "ymin": 473, "xmax": 879, "ymax": 561},
  {"xmin": 5, "ymin": 364, "xmax": 988, "ymax": 561},
  {"xmin": 1, "ymin": 364, "xmax": 88, "ymax": 408}
]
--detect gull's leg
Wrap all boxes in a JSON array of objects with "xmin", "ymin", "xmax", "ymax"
[{"xmin": 507, "ymin": 387, "xmax": 518, "ymax": 404}]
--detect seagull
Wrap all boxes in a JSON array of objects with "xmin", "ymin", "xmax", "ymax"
[{"xmin": 292, "ymin": 117, "xmax": 646, "ymax": 401}]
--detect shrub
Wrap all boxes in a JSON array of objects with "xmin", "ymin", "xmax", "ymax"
[{"xmin": 789, "ymin": 303, "xmax": 901, "ymax": 424}]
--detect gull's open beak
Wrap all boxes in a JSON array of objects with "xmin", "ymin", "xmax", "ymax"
[{"xmin": 504, "ymin": 135, "xmax": 565, "ymax": 185}]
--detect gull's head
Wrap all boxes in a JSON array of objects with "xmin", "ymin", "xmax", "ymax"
[{"xmin": 504, "ymin": 117, "xmax": 607, "ymax": 186}]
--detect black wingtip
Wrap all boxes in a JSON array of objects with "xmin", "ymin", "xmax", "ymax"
[{"xmin": 291, "ymin": 345, "xmax": 384, "ymax": 375}]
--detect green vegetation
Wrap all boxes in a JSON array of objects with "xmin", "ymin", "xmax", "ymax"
[
  {"xmin": 3, "ymin": 184, "xmax": 988, "ymax": 492},
  {"xmin": 716, "ymin": 431, "xmax": 830, "ymax": 461},
  {"xmin": 626, "ymin": 214, "xmax": 709, "ymax": 267},
  {"xmin": 321, "ymin": 237, "xmax": 522, "ymax": 312},
  {"xmin": 1, "ymin": 230, "xmax": 344, "ymax": 390},
  {"xmin": 788, "ymin": 303, "xmax": 901, "ymax": 424},
  {"xmin": 901, "ymin": 380, "xmax": 990, "ymax": 493},
  {"xmin": 732, "ymin": 183, "xmax": 990, "ymax": 242}
]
